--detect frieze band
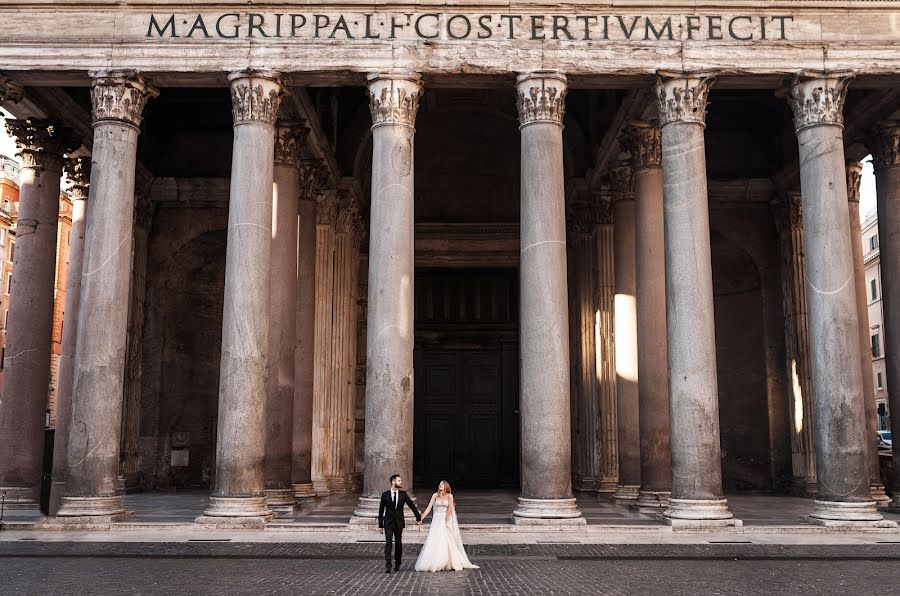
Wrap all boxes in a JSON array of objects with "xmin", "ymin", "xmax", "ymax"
[{"xmin": 146, "ymin": 13, "xmax": 794, "ymax": 42}]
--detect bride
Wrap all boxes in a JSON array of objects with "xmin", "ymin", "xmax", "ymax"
[{"xmin": 414, "ymin": 481, "xmax": 479, "ymax": 572}]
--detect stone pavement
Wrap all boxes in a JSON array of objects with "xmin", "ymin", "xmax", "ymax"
[{"xmin": 1, "ymin": 542, "xmax": 899, "ymax": 595}]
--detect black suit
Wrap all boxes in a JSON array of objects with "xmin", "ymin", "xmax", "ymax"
[{"xmin": 379, "ymin": 489, "xmax": 421, "ymax": 568}]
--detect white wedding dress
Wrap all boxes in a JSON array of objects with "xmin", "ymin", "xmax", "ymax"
[{"xmin": 414, "ymin": 496, "xmax": 479, "ymax": 572}]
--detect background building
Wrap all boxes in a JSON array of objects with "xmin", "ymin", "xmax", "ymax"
[{"xmin": 863, "ymin": 205, "xmax": 891, "ymax": 431}]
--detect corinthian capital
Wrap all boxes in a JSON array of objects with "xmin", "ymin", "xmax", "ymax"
[
  {"xmin": 5, "ymin": 119, "xmax": 78, "ymax": 169},
  {"xmin": 64, "ymin": 156, "xmax": 91, "ymax": 199},
  {"xmin": 620, "ymin": 121, "xmax": 661, "ymax": 170},
  {"xmin": 316, "ymin": 191, "xmax": 341, "ymax": 227},
  {"xmin": 786, "ymin": 71, "xmax": 853, "ymax": 133},
  {"xmin": 274, "ymin": 122, "xmax": 308, "ymax": 167},
  {"xmin": 367, "ymin": 73, "xmax": 423, "ymax": 129},
  {"xmin": 609, "ymin": 161, "xmax": 634, "ymax": 204},
  {"xmin": 516, "ymin": 71, "xmax": 567, "ymax": 128},
  {"xmin": 89, "ymin": 70, "xmax": 159, "ymax": 128},
  {"xmin": 299, "ymin": 160, "xmax": 331, "ymax": 202},
  {"xmin": 654, "ymin": 71, "xmax": 715, "ymax": 127},
  {"xmin": 0, "ymin": 76, "xmax": 24, "ymax": 104},
  {"xmin": 228, "ymin": 70, "xmax": 283, "ymax": 126},
  {"xmin": 868, "ymin": 121, "xmax": 900, "ymax": 170},
  {"xmin": 846, "ymin": 160, "xmax": 862, "ymax": 204},
  {"xmin": 588, "ymin": 191, "xmax": 613, "ymax": 226}
]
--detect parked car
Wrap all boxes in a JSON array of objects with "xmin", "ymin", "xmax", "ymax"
[{"xmin": 877, "ymin": 430, "xmax": 892, "ymax": 450}]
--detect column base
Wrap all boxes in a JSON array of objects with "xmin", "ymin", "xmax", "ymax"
[
  {"xmin": 56, "ymin": 495, "xmax": 128, "ymax": 522},
  {"xmin": 574, "ymin": 477, "xmax": 597, "ymax": 493},
  {"xmin": 888, "ymin": 496, "xmax": 900, "ymax": 514},
  {"xmin": 631, "ymin": 490, "xmax": 670, "ymax": 513},
  {"xmin": 663, "ymin": 498, "xmax": 736, "ymax": 525},
  {"xmin": 512, "ymin": 497, "xmax": 585, "ymax": 524},
  {"xmin": 790, "ymin": 477, "xmax": 818, "ymax": 498},
  {"xmin": 612, "ymin": 484, "xmax": 640, "ymax": 504},
  {"xmin": 265, "ymin": 488, "xmax": 297, "ymax": 512},
  {"xmin": 313, "ymin": 479, "xmax": 332, "ymax": 497},
  {"xmin": 292, "ymin": 482, "xmax": 317, "ymax": 502},
  {"xmin": 198, "ymin": 495, "xmax": 274, "ymax": 524},
  {"xmin": 0, "ymin": 486, "xmax": 40, "ymax": 510},
  {"xmin": 870, "ymin": 484, "xmax": 891, "ymax": 510},
  {"xmin": 597, "ymin": 478, "xmax": 619, "ymax": 496},
  {"xmin": 329, "ymin": 476, "xmax": 349, "ymax": 494},
  {"xmin": 351, "ymin": 495, "xmax": 381, "ymax": 522},
  {"xmin": 808, "ymin": 499, "xmax": 888, "ymax": 524}
]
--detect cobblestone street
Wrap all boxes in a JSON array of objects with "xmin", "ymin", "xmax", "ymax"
[{"xmin": 2, "ymin": 543, "xmax": 897, "ymax": 595}]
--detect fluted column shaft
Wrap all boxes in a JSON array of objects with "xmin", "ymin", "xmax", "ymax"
[
  {"xmin": 48, "ymin": 159, "xmax": 90, "ymax": 515},
  {"xmin": 846, "ymin": 161, "xmax": 890, "ymax": 508},
  {"xmin": 593, "ymin": 200, "xmax": 619, "ymax": 496},
  {"xmin": 608, "ymin": 162, "xmax": 641, "ymax": 504},
  {"xmin": 622, "ymin": 121, "xmax": 672, "ymax": 512},
  {"xmin": 786, "ymin": 72, "xmax": 883, "ymax": 524},
  {"xmin": 58, "ymin": 72, "xmax": 157, "ymax": 519},
  {"xmin": 0, "ymin": 119, "xmax": 73, "ymax": 508},
  {"xmin": 513, "ymin": 71, "xmax": 582, "ymax": 522},
  {"xmin": 264, "ymin": 124, "xmax": 304, "ymax": 510},
  {"xmin": 655, "ymin": 72, "xmax": 735, "ymax": 525},
  {"xmin": 353, "ymin": 74, "xmax": 422, "ymax": 520},
  {"xmin": 292, "ymin": 164, "xmax": 324, "ymax": 500},
  {"xmin": 337, "ymin": 211, "xmax": 362, "ymax": 490},
  {"xmin": 870, "ymin": 122, "xmax": 900, "ymax": 513},
  {"xmin": 312, "ymin": 194, "xmax": 338, "ymax": 496},
  {"xmin": 200, "ymin": 70, "xmax": 282, "ymax": 521}
]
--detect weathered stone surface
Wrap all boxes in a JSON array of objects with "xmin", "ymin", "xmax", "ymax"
[
  {"xmin": 354, "ymin": 73, "xmax": 422, "ymax": 520},
  {"xmin": 513, "ymin": 71, "xmax": 582, "ymax": 523},
  {"xmin": 0, "ymin": 119, "xmax": 73, "ymax": 508},
  {"xmin": 786, "ymin": 72, "xmax": 881, "ymax": 524},
  {"xmin": 655, "ymin": 73, "xmax": 735, "ymax": 526},
  {"xmin": 201, "ymin": 71, "xmax": 282, "ymax": 521}
]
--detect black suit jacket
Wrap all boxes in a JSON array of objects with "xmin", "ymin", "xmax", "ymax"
[{"xmin": 378, "ymin": 490, "xmax": 421, "ymax": 529}]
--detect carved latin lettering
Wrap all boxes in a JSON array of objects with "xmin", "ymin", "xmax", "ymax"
[{"xmin": 147, "ymin": 14, "xmax": 178, "ymax": 38}]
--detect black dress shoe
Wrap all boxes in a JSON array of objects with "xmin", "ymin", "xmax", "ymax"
[
  {"xmin": 393, "ymin": 564, "xmax": 400, "ymax": 572},
  {"xmin": 385, "ymin": 566, "xmax": 392, "ymax": 573}
]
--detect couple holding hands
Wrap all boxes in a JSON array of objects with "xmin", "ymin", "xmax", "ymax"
[{"xmin": 378, "ymin": 474, "xmax": 479, "ymax": 573}]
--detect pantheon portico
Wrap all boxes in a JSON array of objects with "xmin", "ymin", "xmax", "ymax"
[{"xmin": 1, "ymin": 2, "xmax": 900, "ymax": 530}]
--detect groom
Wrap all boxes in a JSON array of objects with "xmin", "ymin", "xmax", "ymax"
[{"xmin": 378, "ymin": 474, "xmax": 421, "ymax": 573}]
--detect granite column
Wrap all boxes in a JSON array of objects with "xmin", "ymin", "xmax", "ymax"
[
  {"xmin": 622, "ymin": 121, "xmax": 672, "ymax": 513},
  {"xmin": 48, "ymin": 158, "xmax": 90, "ymax": 515},
  {"xmin": 513, "ymin": 71, "xmax": 583, "ymax": 523},
  {"xmin": 58, "ymin": 72, "xmax": 157, "ymax": 520},
  {"xmin": 655, "ymin": 72, "xmax": 736, "ymax": 526},
  {"xmin": 353, "ymin": 73, "xmax": 423, "ymax": 520},
  {"xmin": 846, "ymin": 161, "xmax": 890, "ymax": 508},
  {"xmin": 199, "ymin": 70, "xmax": 282, "ymax": 523},
  {"xmin": 869, "ymin": 121, "xmax": 900, "ymax": 513},
  {"xmin": 0, "ymin": 118, "xmax": 75, "ymax": 508},
  {"xmin": 785, "ymin": 72, "xmax": 885, "ymax": 525},
  {"xmin": 264, "ymin": 123, "xmax": 305, "ymax": 511}
]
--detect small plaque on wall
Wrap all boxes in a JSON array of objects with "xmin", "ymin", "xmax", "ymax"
[{"xmin": 171, "ymin": 448, "xmax": 189, "ymax": 467}]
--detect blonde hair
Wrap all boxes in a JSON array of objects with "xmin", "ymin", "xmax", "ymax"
[{"xmin": 439, "ymin": 480, "xmax": 452, "ymax": 494}]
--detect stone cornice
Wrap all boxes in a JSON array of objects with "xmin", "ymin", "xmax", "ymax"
[
  {"xmin": 786, "ymin": 71, "xmax": 853, "ymax": 133},
  {"xmin": 366, "ymin": 73, "xmax": 423, "ymax": 129},
  {"xmin": 845, "ymin": 160, "xmax": 862, "ymax": 203},
  {"xmin": 64, "ymin": 156, "xmax": 91, "ymax": 199},
  {"xmin": 0, "ymin": 76, "xmax": 24, "ymax": 104},
  {"xmin": 274, "ymin": 122, "xmax": 308, "ymax": 167},
  {"xmin": 655, "ymin": 71, "xmax": 715, "ymax": 127},
  {"xmin": 609, "ymin": 161, "xmax": 635, "ymax": 203},
  {"xmin": 5, "ymin": 118, "xmax": 77, "ymax": 168},
  {"xmin": 620, "ymin": 121, "xmax": 661, "ymax": 170},
  {"xmin": 89, "ymin": 70, "xmax": 158, "ymax": 128},
  {"xmin": 516, "ymin": 71, "xmax": 567, "ymax": 128},
  {"xmin": 228, "ymin": 70, "xmax": 283, "ymax": 126},
  {"xmin": 868, "ymin": 121, "xmax": 900, "ymax": 169}
]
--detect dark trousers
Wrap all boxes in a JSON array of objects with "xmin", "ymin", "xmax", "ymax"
[{"xmin": 384, "ymin": 525, "xmax": 403, "ymax": 566}]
